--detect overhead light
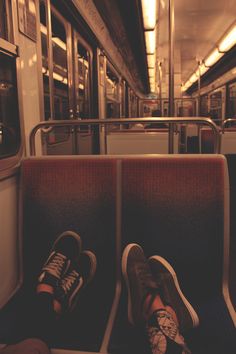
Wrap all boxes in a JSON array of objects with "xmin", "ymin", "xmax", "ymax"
[
  {"xmin": 141, "ymin": 0, "xmax": 157, "ymax": 30},
  {"xmin": 204, "ymin": 48, "xmax": 223, "ymax": 67},
  {"xmin": 149, "ymin": 77, "xmax": 155, "ymax": 84},
  {"xmin": 219, "ymin": 25, "xmax": 236, "ymax": 52},
  {"xmin": 148, "ymin": 68, "xmax": 155, "ymax": 77},
  {"xmin": 145, "ymin": 29, "xmax": 156, "ymax": 54},
  {"xmin": 147, "ymin": 54, "xmax": 156, "ymax": 68},
  {"xmin": 199, "ymin": 64, "xmax": 208, "ymax": 75},
  {"xmin": 189, "ymin": 72, "xmax": 198, "ymax": 83},
  {"xmin": 150, "ymin": 84, "xmax": 156, "ymax": 92},
  {"xmin": 182, "ymin": 80, "xmax": 192, "ymax": 91}
]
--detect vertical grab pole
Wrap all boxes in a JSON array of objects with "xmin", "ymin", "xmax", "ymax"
[
  {"xmin": 168, "ymin": 0, "xmax": 175, "ymax": 153},
  {"xmin": 198, "ymin": 63, "xmax": 201, "ymax": 152}
]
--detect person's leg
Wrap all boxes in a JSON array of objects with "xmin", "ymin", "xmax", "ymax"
[
  {"xmin": 28, "ymin": 230, "xmax": 83, "ymax": 343},
  {"xmin": 122, "ymin": 244, "xmax": 199, "ymax": 354},
  {"xmin": 0, "ymin": 338, "xmax": 50, "ymax": 354},
  {"xmin": 10, "ymin": 231, "xmax": 96, "ymax": 349}
]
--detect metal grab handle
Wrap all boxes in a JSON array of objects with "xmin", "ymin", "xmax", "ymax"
[
  {"xmin": 222, "ymin": 118, "xmax": 236, "ymax": 132},
  {"xmin": 29, "ymin": 117, "xmax": 220, "ymax": 155},
  {"xmin": 0, "ymin": 122, "xmax": 16, "ymax": 144}
]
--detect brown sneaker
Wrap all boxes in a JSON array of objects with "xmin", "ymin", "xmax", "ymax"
[
  {"xmin": 53, "ymin": 250, "xmax": 97, "ymax": 314},
  {"xmin": 37, "ymin": 231, "xmax": 82, "ymax": 295},
  {"xmin": 148, "ymin": 255, "xmax": 199, "ymax": 332},
  {"xmin": 122, "ymin": 243, "xmax": 159, "ymax": 325}
]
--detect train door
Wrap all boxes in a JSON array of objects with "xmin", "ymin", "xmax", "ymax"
[{"xmin": 39, "ymin": 1, "xmax": 93, "ymax": 155}]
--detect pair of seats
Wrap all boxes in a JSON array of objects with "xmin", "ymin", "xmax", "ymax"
[{"xmin": 0, "ymin": 155, "xmax": 235, "ymax": 353}]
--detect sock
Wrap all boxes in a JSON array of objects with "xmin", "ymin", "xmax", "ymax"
[{"xmin": 146, "ymin": 309, "xmax": 191, "ymax": 354}]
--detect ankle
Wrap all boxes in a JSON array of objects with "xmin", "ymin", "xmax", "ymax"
[
  {"xmin": 165, "ymin": 305, "xmax": 179, "ymax": 326},
  {"xmin": 143, "ymin": 293, "xmax": 165, "ymax": 320},
  {"xmin": 37, "ymin": 283, "xmax": 54, "ymax": 295},
  {"xmin": 143, "ymin": 293, "xmax": 179, "ymax": 327}
]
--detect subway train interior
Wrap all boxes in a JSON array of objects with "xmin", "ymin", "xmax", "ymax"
[{"xmin": 1, "ymin": 0, "xmax": 236, "ymax": 353}]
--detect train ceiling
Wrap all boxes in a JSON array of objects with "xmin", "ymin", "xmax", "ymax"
[{"xmin": 94, "ymin": 0, "xmax": 236, "ymax": 96}]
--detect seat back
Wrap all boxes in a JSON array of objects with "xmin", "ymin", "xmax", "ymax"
[
  {"xmin": 20, "ymin": 156, "xmax": 117, "ymax": 350},
  {"xmin": 121, "ymin": 155, "xmax": 228, "ymax": 306}
]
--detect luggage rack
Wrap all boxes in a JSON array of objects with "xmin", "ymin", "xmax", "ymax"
[{"xmin": 29, "ymin": 117, "xmax": 220, "ymax": 155}]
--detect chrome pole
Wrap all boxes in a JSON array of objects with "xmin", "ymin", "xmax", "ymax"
[
  {"xmin": 198, "ymin": 63, "xmax": 201, "ymax": 151},
  {"xmin": 168, "ymin": 0, "xmax": 175, "ymax": 153}
]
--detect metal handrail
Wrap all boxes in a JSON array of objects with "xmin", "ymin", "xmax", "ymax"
[
  {"xmin": 29, "ymin": 117, "xmax": 220, "ymax": 155},
  {"xmin": 222, "ymin": 118, "xmax": 236, "ymax": 131}
]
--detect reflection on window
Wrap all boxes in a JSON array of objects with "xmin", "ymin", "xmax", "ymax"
[
  {"xmin": 106, "ymin": 67, "xmax": 120, "ymax": 119},
  {"xmin": 40, "ymin": 3, "xmax": 69, "ymax": 120},
  {"xmin": 76, "ymin": 43, "xmax": 90, "ymax": 118},
  {"xmin": 52, "ymin": 13, "xmax": 69, "ymax": 120},
  {"xmin": 40, "ymin": 1, "xmax": 50, "ymax": 119},
  {"xmin": 209, "ymin": 91, "xmax": 222, "ymax": 123},
  {"xmin": 130, "ymin": 90, "xmax": 137, "ymax": 117},
  {"xmin": 200, "ymin": 95, "xmax": 208, "ymax": 116},
  {"xmin": 0, "ymin": 54, "xmax": 21, "ymax": 158},
  {"xmin": 0, "ymin": 1, "xmax": 8, "ymax": 41}
]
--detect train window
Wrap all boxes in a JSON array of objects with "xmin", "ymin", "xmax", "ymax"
[
  {"xmin": 40, "ymin": 1, "xmax": 50, "ymax": 119},
  {"xmin": 120, "ymin": 80, "xmax": 126, "ymax": 117},
  {"xmin": 40, "ymin": 2, "xmax": 69, "ymax": 121},
  {"xmin": 209, "ymin": 91, "xmax": 222, "ymax": 124},
  {"xmin": 0, "ymin": 0, "xmax": 12, "ymax": 42},
  {"xmin": 229, "ymin": 83, "xmax": 236, "ymax": 117},
  {"xmin": 0, "ymin": 53, "xmax": 21, "ymax": 158},
  {"xmin": 39, "ymin": 2, "xmax": 71, "ymax": 146},
  {"xmin": 129, "ymin": 89, "xmax": 138, "ymax": 117},
  {"xmin": 175, "ymin": 99, "xmax": 195, "ymax": 117},
  {"xmin": 75, "ymin": 41, "xmax": 90, "ymax": 118},
  {"xmin": 51, "ymin": 13, "xmax": 69, "ymax": 120},
  {"xmin": 200, "ymin": 95, "xmax": 208, "ymax": 116},
  {"xmin": 106, "ymin": 66, "xmax": 120, "ymax": 120}
]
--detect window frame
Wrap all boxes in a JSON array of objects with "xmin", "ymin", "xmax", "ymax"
[{"xmin": 0, "ymin": 0, "xmax": 24, "ymax": 176}]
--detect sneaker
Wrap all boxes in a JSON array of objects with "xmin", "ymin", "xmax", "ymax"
[
  {"xmin": 148, "ymin": 255, "xmax": 199, "ymax": 332},
  {"xmin": 37, "ymin": 231, "xmax": 82, "ymax": 294},
  {"xmin": 53, "ymin": 250, "xmax": 97, "ymax": 314},
  {"xmin": 122, "ymin": 243, "xmax": 159, "ymax": 325}
]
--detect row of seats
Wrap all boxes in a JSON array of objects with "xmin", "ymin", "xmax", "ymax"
[
  {"xmin": 0, "ymin": 155, "xmax": 235, "ymax": 353},
  {"xmin": 187, "ymin": 127, "xmax": 236, "ymax": 153}
]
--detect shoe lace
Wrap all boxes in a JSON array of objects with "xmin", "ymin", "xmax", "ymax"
[
  {"xmin": 43, "ymin": 253, "xmax": 67, "ymax": 278},
  {"xmin": 61, "ymin": 270, "xmax": 80, "ymax": 294}
]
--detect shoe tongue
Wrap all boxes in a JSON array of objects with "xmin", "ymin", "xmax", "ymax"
[
  {"xmin": 146, "ymin": 278, "xmax": 159, "ymax": 290},
  {"xmin": 56, "ymin": 252, "xmax": 67, "ymax": 259}
]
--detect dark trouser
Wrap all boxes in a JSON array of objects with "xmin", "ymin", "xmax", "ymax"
[
  {"xmin": 0, "ymin": 339, "xmax": 50, "ymax": 354},
  {"xmin": 1, "ymin": 293, "xmax": 56, "ymax": 354}
]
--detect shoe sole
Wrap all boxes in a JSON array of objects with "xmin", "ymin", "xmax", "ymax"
[
  {"xmin": 83, "ymin": 250, "xmax": 97, "ymax": 284},
  {"xmin": 149, "ymin": 255, "xmax": 199, "ymax": 328},
  {"xmin": 122, "ymin": 243, "xmax": 143, "ymax": 325}
]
